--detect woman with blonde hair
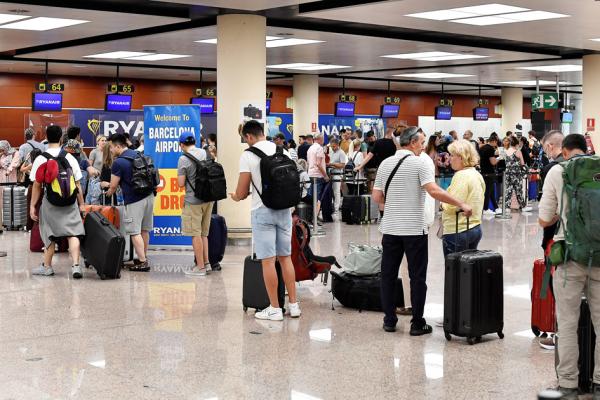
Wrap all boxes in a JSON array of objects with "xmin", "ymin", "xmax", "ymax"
[
  {"xmin": 88, "ymin": 134, "xmax": 106, "ymax": 172},
  {"xmin": 440, "ymin": 139, "xmax": 485, "ymax": 256}
]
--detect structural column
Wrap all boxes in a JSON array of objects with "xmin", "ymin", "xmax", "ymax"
[
  {"xmin": 216, "ymin": 14, "xmax": 266, "ymax": 234},
  {"xmin": 582, "ymin": 54, "xmax": 600, "ymax": 150},
  {"xmin": 293, "ymin": 74, "xmax": 319, "ymax": 140},
  {"xmin": 501, "ymin": 87, "xmax": 523, "ymax": 134}
]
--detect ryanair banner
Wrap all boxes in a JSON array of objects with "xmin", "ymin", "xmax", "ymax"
[{"xmin": 145, "ymin": 104, "xmax": 201, "ymax": 246}]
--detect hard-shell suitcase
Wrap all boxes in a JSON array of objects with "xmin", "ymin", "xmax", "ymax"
[
  {"xmin": 331, "ymin": 270, "xmax": 404, "ymax": 311},
  {"xmin": 295, "ymin": 202, "xmax": 313, "ymax": 223},
  {"xmin": 443, "ymin": 249, "xmax": 504, "ymax": 344},
  {"xmin": 2, "ymin": 185, "xmax": 27, "ymax": 230},
  {"xmin": 81, "ymin": 195, "xmax": 120, "ymax": 228},
  {"xmin": 116, "ymin": 205, "xmax": 136, "ymax": 263},
  {"xmin": 82, "ymin": 211, "xmax": 125, "ymax": 280},
  {"xmin": 208, "ymin": 214, "xmax": 227, "ymax": 269},
  {"xmin": 531, "ymin": 258, "xmax": 556, "ymax": 336},
  {"xmin": 242, "ymin": 256, "xmax": 285, "ymax": 312},
  {"xmin": 341, "ymin": 195, "xmax": 366, "ymax": 225},
  {"xmin": 361, "ymin": 194, "xmax": 379, "ymax": 223},
  {"xmin": 555, "ymin": 298, "xmax": 595, "ymax": 393}
]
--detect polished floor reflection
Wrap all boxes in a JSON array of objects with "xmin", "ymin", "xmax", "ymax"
[{"xmin": 0, "ymin": 210, "xmax": 562, "ymax": 399}]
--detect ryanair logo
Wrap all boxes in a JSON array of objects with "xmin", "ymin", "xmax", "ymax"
[
  {"xmin": 87, "ymin": 119, "xmax": 100, "ymax": 135},
  {"xmin": 286, "ymin": 124, "xmax": 293, "ymax": 135}
]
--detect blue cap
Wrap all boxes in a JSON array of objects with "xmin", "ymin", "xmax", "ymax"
[{"xmin": 179, "ymin": 131, "xmax": 195, "ymax": 144}]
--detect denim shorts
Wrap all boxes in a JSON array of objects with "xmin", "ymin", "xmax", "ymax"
[{"xmin": 251, "ymin": 206, "xmax": 293, "ymax": 260}]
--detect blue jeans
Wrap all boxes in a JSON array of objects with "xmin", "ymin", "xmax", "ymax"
[
  {"xmin": 442, "ymin": 225, "xmax": 482, "ymax": 257},
  {"xmin": 251, "ymin": 206, "xmax": 292, "ymax": 260}
]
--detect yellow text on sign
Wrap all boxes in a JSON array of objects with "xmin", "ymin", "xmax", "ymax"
[{"xmin": 154, "ymin": 168, "xmax": 185, "ymax": 216}]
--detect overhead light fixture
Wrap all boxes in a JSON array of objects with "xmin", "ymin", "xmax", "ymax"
[
  {"xmin": 382, "ymin": 51, "xmax": 487, "ymax": 61},
  {"xmin": 451, "ymin": 15, "xmax": 516, "ymax": 25},
  {"xmin": 501, "ymin": 11, "xmax": 569, "ymax": 22},
  {"xmin": 266, "ymin": 38, "xmax": 324, "ymax": 48},
  {"xmin": 518, "ymin": 64, "xmax": 582, "ymax": 72},
  {"xmin": 0, "ymin": 13, "xmax": 29, "ymax": 24},
  {"xmin": 124, "ymin": 53, "xmax": 191, "ymax": 61},
  {"xmin": 406, "ymin": 3, "xmax": 529, "ymax": 20},
  {"xmin": 267, "ymin": 63, "xmax": 350, "ymax": 71},
  {"xmin": 499, "ymin": 80, "xmax": 570, "ymax": 86},
  {"xmin": 84, "ymin": 51, "xmax": 153, "ymax": 59},
  {"xmin": 196, "ymin": 36, "xmax": 324, "ymax": 48},
  {"xmin": 0, "ymin": 16, "xmax": 89, "ymax": 31},
  {"xmin": 394, "ymin": 72, "xmax": 474, "ymax": 79}
]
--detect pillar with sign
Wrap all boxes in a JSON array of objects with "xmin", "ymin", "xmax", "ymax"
[
  {"xmin": 501, "ymin": 87, "xmax": 523, "ymax": 134},
  {"xmin": 583, "ymin": 54, "xmax": 600, "ymax": 152},
  {"xmin": 216, "ymin": 14, "xmax": 266, "ymax": 235},
  {"xmin": 293, "ymin": 74, "xmax": 319, "ymax": 140}
]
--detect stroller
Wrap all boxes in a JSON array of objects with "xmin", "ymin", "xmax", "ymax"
[{"xmin": 291, "ymin": 215, "xmax": 340, "ymax": 285}]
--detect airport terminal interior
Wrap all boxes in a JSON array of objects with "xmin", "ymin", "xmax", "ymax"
[{"xmin": 0, "ymin": 1, "xmax": 599, "ymax": 399}]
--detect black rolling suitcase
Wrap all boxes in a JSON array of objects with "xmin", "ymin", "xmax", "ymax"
[
  {"xmin": 555, "ymin": 298, "xmax": 595, "ymax": 393},
  {"xmin": 242, "ymin": 251, "xmax": 286, "ymax": 312},
  {"xmin": 443, "ymin": 213, "xmax": 504, "ymax": 344},
  {"xmin": 341, "ymin": 196, "xmax": 366, "ymax": 224},
  {"xmin": 82, "ymin": 211, "xmax": 125, "ymax": 280},
  {"xmin": 208, "ymin": 214, "xmax": 227, "ymax": 270}
]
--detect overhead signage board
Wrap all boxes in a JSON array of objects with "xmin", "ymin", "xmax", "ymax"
[{"xmin": 532, "ymin": 93, "xmax": 558, "ymax": 110}]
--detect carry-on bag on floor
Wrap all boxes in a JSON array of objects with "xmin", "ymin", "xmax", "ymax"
[
  {"xmin": 443, "ymin": 212, "xmax": 504, "ymax": 345},
  {"xmin": 242, "ymin": 255, "xmax": 286, "ymax": 312},
  {"xmin": 294, "ymin": 202, "xmax": 313, "ymax": 223},
  {"xmin": 555, "ymin": 298, "xmax": 595, "ymax": 393},
  {"xmin": 208, "ymin": 214, "xmax": 227, "ymax": 269},
  {"xmin": 2, "ymin": 184, "xmax": 27, "ymax": 230},
  {"xmin": 82, "ymin": 211, "xmax": 125, "ymax": 280},
  {"xmin": 341, "ymin": 195, "xmax": 366, "ymax": 225},
  {"xmin": 291, "ymin": 216, "xmax": 339, "ymax": 283},
  {"xmin": 531, "ymin": 258, "xmax": 556, "ymax": 336},
  {"xmin": 331, "ymin": 270, "xmax": 404, "ymax": 312}
]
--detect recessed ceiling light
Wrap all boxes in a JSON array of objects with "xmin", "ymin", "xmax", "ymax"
[
  {"xmin": 394, "ymin": 72, "xmax": 474, "ymax": 79},
  {"xmin": 267, "ymin": 63, "xmax": 350, "ymax": 71},
  {"xmin": 501, "ymin": 11, "xmax": 569, "ymax": 22},
  {"xmin": 498, "ymin": 80, "xmax": 570, "ymax": 86},
  {"xmin": 0, "ymin": 13, "xmax": 29, "ymax": 24},
  {"xmin": 405, "ymin": 10, "xmax": 477, "ymax": 21},
  {"xmin": 518, "ymin": 65, "xmax": 582, "ymax": 72},
  {"xmin": 266, "ymin": 38, "xmax": 324, "ymax": 48},
  {"xmin": 0, "ymin": 17, "xmax": 88, "ymax": 31},
  {"xmin": 451, "ymin": 15, "xmax": 516, "ymax": 25},
  {"xmin": 84, "ymin": 51, "xmax": 153, "ymax": 59},
  {"xmin": 266, "ymin": 36, "xmax": 281, "ymax": 41},
  {"xmin": 195, "ymin": 38, "xmax": 217, "ymax": 44},
  {"xmin": 382, "ymin": 52, "xmax": 487, "ymax": 61},
  {"xmin": 451, "ymin": 4, "xmax": 529, "ymax": 15},
  {"xmin": 124, "ymin": 53, "xmax": 192, "ymax": 61}
]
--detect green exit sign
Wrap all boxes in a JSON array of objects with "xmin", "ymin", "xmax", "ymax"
[{"xmin": 532, "ymin": 93, "xmax": 558, "ymax": 110}]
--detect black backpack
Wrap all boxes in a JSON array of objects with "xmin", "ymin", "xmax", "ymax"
[
  {"xmin": 245, "ymin": 145, "xmax": 301, "ymax": 210},
  {"xmin": 42, "ymin": 150, "xmax": 78, "ymax": 207},
  {"xmin": 182, "ymin": 152, "xmax": 227, "ymax": 202},
  {"xmin": 120, "ymin": 152, "xmax": 160, "ymax": 196},
  {"xmin": 344, "ymin": 152, "xmax": 359, "ymax": 180},
  {"xmin": 28, "ymin": 143, "xmax": 43, "ymax": 164}
]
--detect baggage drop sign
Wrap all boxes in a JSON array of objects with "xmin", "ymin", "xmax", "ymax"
[{"xmin": 144, "ymin": 104, "xmax": 201, "ymax": 246}]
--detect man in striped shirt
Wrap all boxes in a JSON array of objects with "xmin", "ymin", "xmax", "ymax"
[{"xmin": 372, "ymin": 126, "xmax": 473, "ymax": 336}]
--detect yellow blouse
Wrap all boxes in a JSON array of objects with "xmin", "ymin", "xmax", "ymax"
[{"xmin": 442, "ymin": 167, "xmax": 485, "ymax": 234}]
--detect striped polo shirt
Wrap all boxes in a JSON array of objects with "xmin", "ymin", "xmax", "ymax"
[{"xmin": 374, "ymin": 149, "xmax": 435, "ymax": 236}]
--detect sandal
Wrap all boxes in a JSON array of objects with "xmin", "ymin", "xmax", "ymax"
[{"xmin": 128, "ymin": 260, "xmax": 150, "ymax": 272}]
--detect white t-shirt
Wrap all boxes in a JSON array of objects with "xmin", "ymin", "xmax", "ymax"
[
  {"xmin": 30, "ymin": 147, "xmax": 83, "ymax": 183},
  {"xmin": 239, "ymin": 140, "xmax": 291, "ymax": 211},
  {"xmin": 348, "ymin": 151, "xmax": 365, "ymax": 180},
  {"xmin": 420, "ymin": 152, "xmax": 436, "ymax": 228}
]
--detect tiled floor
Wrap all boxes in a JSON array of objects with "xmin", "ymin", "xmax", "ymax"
[{"xmin": 0, "ymin": 210, "xmax": 565, "ymax": 399}]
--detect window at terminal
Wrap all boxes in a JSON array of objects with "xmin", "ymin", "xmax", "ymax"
[
  {"xmin": 105, "ymin": 94, "xmax": 132, "ymax": 112},
  {"xmin": 561, "ymin": 111, "xmax": 573, "ymax": 124},
  {"xmin": 32, "ymin": 92, "xmax": 62, "ymax": 112},
  {"xmin": 473, "ymin": 107, "xmax": 489, "ymax": 121},
  {"xmin": 190, "ymin": 97, "xmax": 215, "ymax": 114},
  {"xmin": 435, "ymin": 106, "xmax": 452, "ymax": 120},
  {"xmin": 334, "ymin": 102, "xmax": 355, "ymax": 117},
  {"xmin": 380, "ymin": 104, "xmax": 400, "ymax": 118}
]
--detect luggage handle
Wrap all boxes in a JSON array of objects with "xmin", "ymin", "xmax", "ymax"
[{"xmin": 455, "ymin": 210, "xmax": 470, "ymax": 253}]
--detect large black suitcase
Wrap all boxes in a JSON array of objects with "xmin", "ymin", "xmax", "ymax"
[
  {"xmin": 208, "ymin": 214, "xmax": 227, "ymax": 269},
  {"xmin": 443, "ymin": 249, "xmax": 504, "ymax": 344},
  {"xmin": 242, "ymin": 256, "xmax": 285, "ymax": 312},
  {"xmin": 555, "ymin": 298, "xmax": 595, "ymax": 393},
  {"xmin": 341, "ymin": 195, "xmax": 366, "ymax": 225},
  {"xmin": 331, "ymin": 270, "xmax": 404, "ymax": 311},
  {"xmin": 82, "ymin": 211, "xmax": 125, "ymax": 280}
]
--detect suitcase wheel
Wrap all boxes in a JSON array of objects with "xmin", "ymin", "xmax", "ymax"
[
  {"xmin": 444, "ymin": 331, "xmax": 452, "ymax": 341},
  {"xmin": 498, "ymin": 331, "xmax": 504, "ymax": 339},
  {"xmin": 467, "ymin": 337, "xmax": 477, "ymax": 345},
  {"xmin": 243, "ymin": 306, "xmax": 248, "ymax": 312}
]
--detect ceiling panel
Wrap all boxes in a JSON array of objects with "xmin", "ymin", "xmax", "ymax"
[
  {"xmin": 302, "ymin": 0, "xmax": 600, "ymax": 51},
  {"xmin": 153, "ymin": 0, "xmax": 318, "ymax": 11},
  {"xmin": 0, "ymin": 3, "xmax": 187, "ymax": 53}
]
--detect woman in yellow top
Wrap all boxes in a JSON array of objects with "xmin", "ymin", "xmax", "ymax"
[{"xmin": 441, "ymin": 139, "xmax": 485, "ymax": 256}]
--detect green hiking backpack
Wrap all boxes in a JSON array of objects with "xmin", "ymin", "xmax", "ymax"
[{"xmin": 561, "ymin": 155, "xmax": 600, "ymax": 267}]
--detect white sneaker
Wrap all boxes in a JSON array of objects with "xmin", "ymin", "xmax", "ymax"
[
  {"xmin": 204, "ymin": 263, "xmax": 212, "ymax": 274},
  {"xmin": 72, "ymin": 264, "xmax": 83, "ymax": 279},
  {"xmin": 184, "ymin": 266, "xmax": 207, "ymax": 276},
  {"xmin": 495, "ymin": 208, "xmax": 503, "ymax": 214},
  {"xmin": 522, "ymin": 206, "xmax": 533, "ymax": 212},
  {"xmin": 31, "ymin": 264, "xmax": 54, "ymax": 276},
  {"xmin": 483, "ymin": 209, "xmax": 495, "ymax": 215},
  {"xmin": 288, "ymin": 302, "xmax": 302, "ymax": 318},
  {"xmin": 254, "ymin": 306, "xmax": 284, "ymax": 321}
]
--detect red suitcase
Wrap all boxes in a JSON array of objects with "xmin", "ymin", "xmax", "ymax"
[
  {"xmin": 531, "ymin": 258, "xmax": 556, "ymax": 336},
  {"xmin": 30, "ymin": 222, "xmax": 69, "ymax": 253}
]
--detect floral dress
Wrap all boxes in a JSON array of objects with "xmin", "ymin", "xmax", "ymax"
[{"xmin": 503, "ymin": 152, "xmax": 526, "ymax": 209}]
